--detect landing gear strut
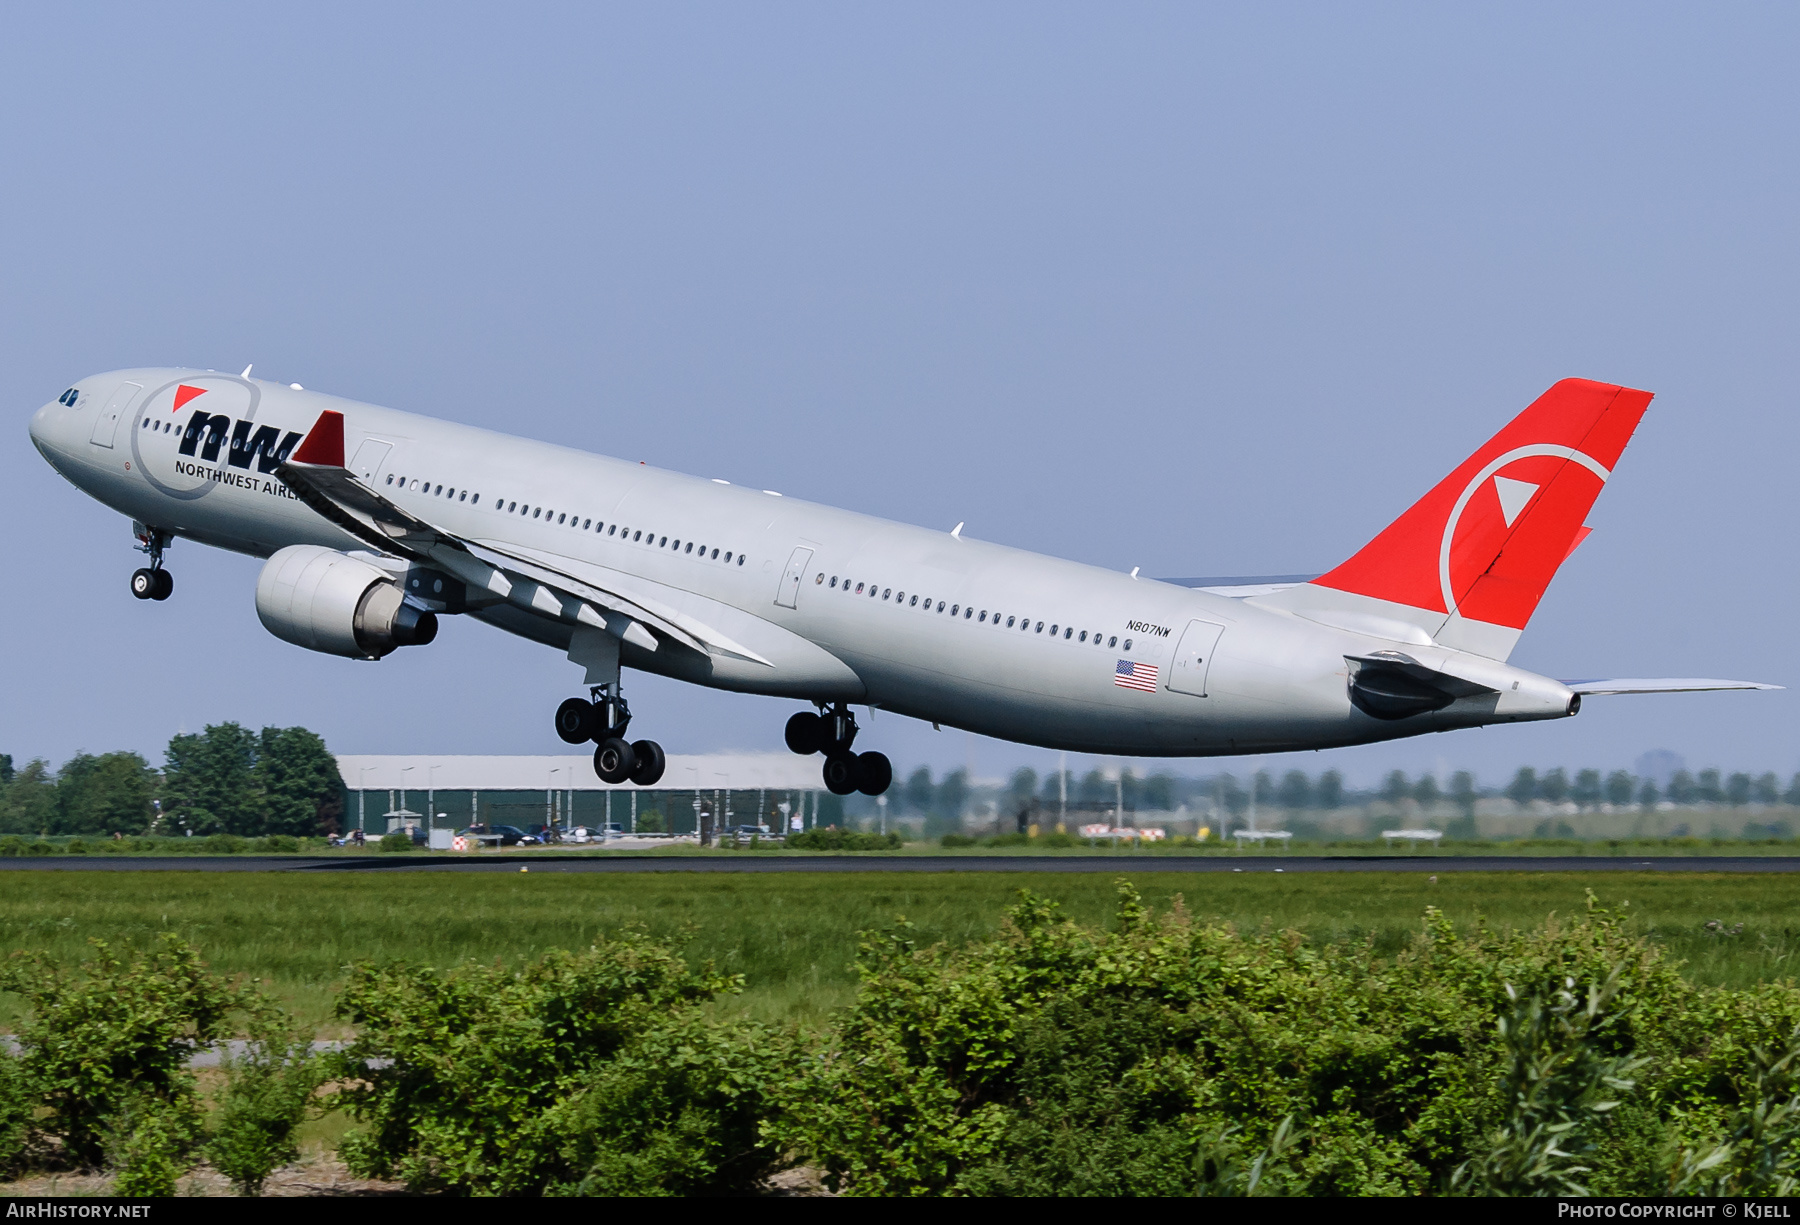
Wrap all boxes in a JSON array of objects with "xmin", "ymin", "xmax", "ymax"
[
  {"xmin": 786, "ymin": 705, "xmax": 891, "ymax": 796},
  {"xmin": 555, "ymin": 683, "xmax": 665, "ymax": 787},
  {"xmin": 130, "ymin": 527, "xmax": 173, "ymax": 602}
]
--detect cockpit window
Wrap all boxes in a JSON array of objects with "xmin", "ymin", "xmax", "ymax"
[{"xmin": 58, "ymin": 388, "xmax": 78, "ymax": 406}]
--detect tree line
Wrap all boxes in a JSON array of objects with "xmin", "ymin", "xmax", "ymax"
[
  {"xmin": 0, "ymin": 724, "xmax": 343, "ymax": 837},
  {"xmin": 875, "ymin": 763, "xmax": 1800, "ymax": 823}
]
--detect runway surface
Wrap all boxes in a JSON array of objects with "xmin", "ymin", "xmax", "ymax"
[{"xmin": 4, "ymin": 855, "xmax": 1800, "ymax": 874}]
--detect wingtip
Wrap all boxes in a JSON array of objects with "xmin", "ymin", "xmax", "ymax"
[{"xmin": 289, "ymin": 410, "xmax": 346, "ymax": 467}]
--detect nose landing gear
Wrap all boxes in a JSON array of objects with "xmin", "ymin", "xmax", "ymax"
[
  {"xmin": 786, "ymin": 705, "xmax": 891, "ymax": 796},
  {"xmin": 129, "ymin": 526, "xmax": 173, "ymax": 601},
  {"xmin": 554, "ymin": 683, "xmax": 665, "ymax": 786}
]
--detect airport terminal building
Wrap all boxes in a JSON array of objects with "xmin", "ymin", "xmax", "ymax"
[{"xmin": 334, "ymin": 753, "xmax": 835, "ymax": 838}]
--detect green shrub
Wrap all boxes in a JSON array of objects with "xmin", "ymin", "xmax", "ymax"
[
  {"xmin": 0, "ymin": 934, "xmax": 256, "ymax": 1168},
  {"xmin": 775, "ymin": 885, "xmax": 1796, "ymax": 1196},
  {"xmin": 786, "ymin": 828, "xmax": 901, "ymax": 851},
  {"xmin": 1449, "ymin": 974, "xmax": 1649, "ymax": 1196},
  {"xmin": 251, "ymin": 835, "xmax": 301, "ymax": 853},
  {"xmin": 201, "ymin": 834, "xmax": 245, "ymax": 854},
  {"xmin": 65, "ymin": 838, "xmax": 88, "ymax": 855},
  {"xmin": 940, "ymin": 833, "xmax": 977, "ymax": 848},
  {"xmin": 0, "ymin": 1052, "xmax": 30, "ymax": 1177},
  {"xmin": 207, "ymin": 1031, "xmax": 323, "ymax": 1195},
  {"xmin": 329, "ymin": 933, "xmax": 776, "ymax": 1195},
  {"xmin": 0, "ymin": 836, "xmax": 21, "ymax": 857},
  {"xmin": 106, "ymin": 1089, "xmax": 201, "ymax": 1196},
  {"xmin": 378, "ymin": 831, "xmax": 413, "ymax": 853},
  {"xmin": 545, "ymin": 1016, "xmax": 790, "ymax": 1195},
  {"xmin": 26, "ymin": 841, "xmax": 53, "ymax": 857}
]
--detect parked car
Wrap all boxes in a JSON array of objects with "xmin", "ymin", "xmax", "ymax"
[
  {"xmin": 725, "ymin": 825, "xmax": 777, "ymax": 843},
  {"xmin": 460, "ymin": 824, "xmax": 528, "ymax": 847}
]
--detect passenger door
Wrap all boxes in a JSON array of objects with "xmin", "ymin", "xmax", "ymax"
[
  {"xmin": 774, "ymin": 546, "xmax": 814, "ymax": 609},
  {"xmin": 1167, "ymin": 619, "xmax": 1226, "ymax": 696},
  {"xmin": 88, "ymin": 382, "xmax": 142, "ymax": 448}
]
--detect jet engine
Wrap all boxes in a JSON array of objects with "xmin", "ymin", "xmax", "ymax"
[{"xmin": 255, "ymin": 545, "xmax": 437, "ymax": 659}]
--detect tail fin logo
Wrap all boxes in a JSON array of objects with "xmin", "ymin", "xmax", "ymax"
[
  {"xmin": 1439, "ymin": 444, "xmax": 1610, "ymax": 627},
  {"xmin": 1312, "ymin": 378, "xmax": 1651, "ymax": 636}
]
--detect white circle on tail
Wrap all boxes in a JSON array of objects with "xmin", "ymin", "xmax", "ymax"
[{"xmin": 1437, "ymin": 444, "xmax": 1610, "ymax": 618}]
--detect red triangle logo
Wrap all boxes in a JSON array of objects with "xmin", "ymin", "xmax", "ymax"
[{"xmin": 172, "ymin": 384, "xmax": 207, "ymax": 412}]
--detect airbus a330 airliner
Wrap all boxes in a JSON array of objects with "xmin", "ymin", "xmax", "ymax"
[{"xmin": 28, "ymin": 370, "xmax": 1773, "ymax": 796}]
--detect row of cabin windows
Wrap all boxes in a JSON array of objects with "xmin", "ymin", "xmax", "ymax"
[
  {"xmin": 817, "ymin": 574, "xmax": 1132, "ymax": 651},
  {"xmin": 383, "ymin": 472, "xmax": 747, "ymax": 566},
  {"xmin": 143, "ymin": 418, "xmax": 175, "ymax": 433},
  {"xmin": 387, "ymin": 473, "xmax": 481, "ymax": 505}
]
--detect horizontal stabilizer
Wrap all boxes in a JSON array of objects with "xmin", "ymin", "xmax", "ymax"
[
  {"xmin": 1159, "ymin": 574, "xmax": 1320, "ymax": 598},
  {"xmin": 1561, "ymin": 678, "xmax": 1783, "ymax": 696}
]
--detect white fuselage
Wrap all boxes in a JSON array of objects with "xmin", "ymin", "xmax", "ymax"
[{"xmin": 28, "ymin": 368, "xmax": 1578, "ymax": 757}]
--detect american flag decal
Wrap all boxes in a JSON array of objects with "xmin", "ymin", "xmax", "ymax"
[{"xmin": 1114, "ymin": 659, "xmax": 1159, "ymax": 693}]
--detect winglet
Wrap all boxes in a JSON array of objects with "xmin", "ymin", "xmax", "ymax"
[{"xmin": 290, "ymin": 410, "xmax": 346, "ymax": 468}]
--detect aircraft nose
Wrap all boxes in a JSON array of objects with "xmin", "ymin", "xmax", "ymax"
[
  {"xmin": 29, "ymin": 388, "xmax": 78, "ymax": 464},
  {"xmin": 28, "ymin": 399, "xmax": 56, "ymax": 452}
]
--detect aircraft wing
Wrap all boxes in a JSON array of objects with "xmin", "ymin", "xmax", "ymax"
[
  {"xmin": 1561, "ymin": 678, "xmax": 1782, "ymax": 696},
  {"xmin": 276, "ymin": 411, "xmax": 773, "ymax": 667}
]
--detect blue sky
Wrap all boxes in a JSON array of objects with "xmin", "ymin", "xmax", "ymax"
[{"xmin": 2, "ymin": 3, "xmax": 1795, "ymax": 788}]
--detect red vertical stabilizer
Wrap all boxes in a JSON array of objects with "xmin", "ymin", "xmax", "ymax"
[{"xmin": 1313, "ymin": 378, "xmax": 1651, "ymax": 634}]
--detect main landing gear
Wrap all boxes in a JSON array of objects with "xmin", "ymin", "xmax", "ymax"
[
  {"xmin": 785, "ymin": 705, "xmax": 891, "ymax": 796},
  {"xmin": 129, "ymin": 527, "xmax": 173, "ymax": 601},
  {"xmin": 555, "ymin": 684, "xmax": 666, "ymax": 786}
]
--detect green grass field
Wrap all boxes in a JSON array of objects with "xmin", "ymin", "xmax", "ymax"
[{"xmin": 0, "ymin": 870, "xmax": 1796, "ymax": 1032}]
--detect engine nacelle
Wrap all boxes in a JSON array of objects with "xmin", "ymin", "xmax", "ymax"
[{"xmin": 255, "ymin": 545, "xmax": 438, "ymax": 659}]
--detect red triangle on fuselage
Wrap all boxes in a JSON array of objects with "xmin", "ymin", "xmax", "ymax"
[{"xmin": 173, "ymin": 384, "xmax": 207, "ymax": 412}]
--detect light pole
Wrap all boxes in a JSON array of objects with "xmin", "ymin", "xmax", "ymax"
[
  {"xmin": 427, "ymin": 763, "xmax": 439, "ymax": 838},
  {"xmin": 358, "ymin": 765, "xmax": 372, "ymax": 836},
  {"xmin": 877, "ymin": 794, "xmax": 888, "ymax": 836},
  {"xmin": 400, "ymin": 765, "xmax": 415, "ymax": 837}
]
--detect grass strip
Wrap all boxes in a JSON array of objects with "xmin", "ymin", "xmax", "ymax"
[{"xmin": 0, "ymin": 871, "xmax": 1795, "ymax": 1031}]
